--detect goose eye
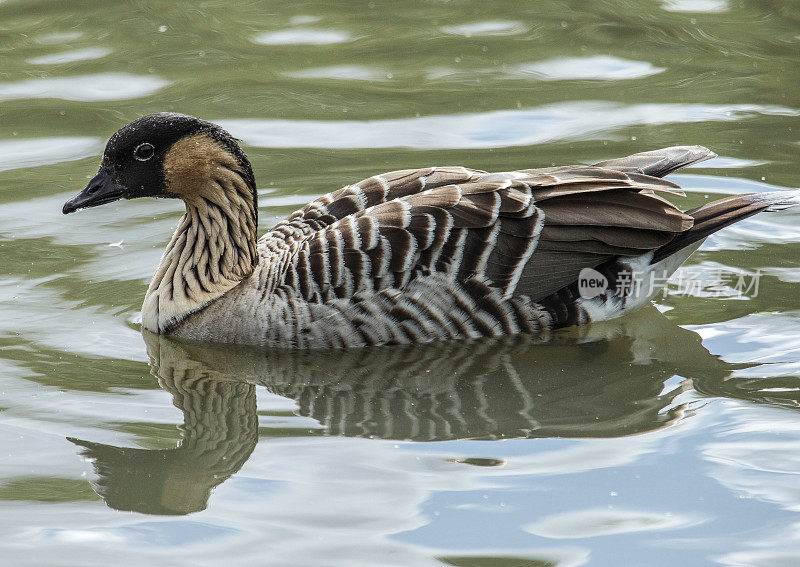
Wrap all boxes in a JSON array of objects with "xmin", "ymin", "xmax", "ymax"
[{"xmin": 133, "ymin": 142, "xmax": 155, "ymax": 161}]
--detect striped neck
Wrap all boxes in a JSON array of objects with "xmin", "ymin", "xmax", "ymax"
[{"xmin": 141, "ymin": 166, "xmax": 258, "ymax": 333}]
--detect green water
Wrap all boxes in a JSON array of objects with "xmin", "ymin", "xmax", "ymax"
[{"xmin": 2, "ymin": 0, "xmax": 800, "ymax": 565}]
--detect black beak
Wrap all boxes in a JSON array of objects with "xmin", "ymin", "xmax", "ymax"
[{"xmin": 63, "ymin": 168, "xmax": 126, "ymax": 214}]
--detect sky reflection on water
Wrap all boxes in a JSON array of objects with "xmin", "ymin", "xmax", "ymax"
[{"xmin": 1, "ymin": 0, "xmax": 800, "ymax": 565}]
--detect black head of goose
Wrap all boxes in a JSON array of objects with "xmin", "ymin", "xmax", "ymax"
[{"xmin": 63, "ymin": 113, "xmax": 800, "ymax": 348}]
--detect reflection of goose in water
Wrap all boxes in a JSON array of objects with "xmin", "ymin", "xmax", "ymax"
[
  {"xmin": 70, "ymin": 374, "xmax": 257, "ymax": 515},
  {"xmin": 72, "ymin": 306, "xmax": 735, "ymax": 515}
]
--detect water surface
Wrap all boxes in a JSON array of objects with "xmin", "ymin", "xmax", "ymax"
[{"xmin": 1, "ymin": 1, "xmax": 800, "ymax": 565}]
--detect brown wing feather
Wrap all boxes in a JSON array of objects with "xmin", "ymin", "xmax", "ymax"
[{"xmin": 271, "ymin": 158, "xmax": 698, "ymax": 304}]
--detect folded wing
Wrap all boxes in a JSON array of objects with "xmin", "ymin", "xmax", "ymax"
[{"xmin": 270, "ymin": 147, "xmax": 715, "ymax": 303}]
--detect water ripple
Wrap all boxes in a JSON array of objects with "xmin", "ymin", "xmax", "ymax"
[
  {"xmin": 39, "ymin": 521, "xmax": 240, "ymax": 546},
  {"xmin": 507, "ymin": 56, "xmax": 665, "ymax": 81},
  {"xmin": 662, "ymin": 0, "xmax": 729, "ymax": 13},
  {"xmin": 440, "ymin": 20, "xmax": 529, "ymax": 37},
  {"xmin": 689, "ymin": 312, "xmax": 800, "ymax": 366},
  {"xmin": 27, "ymin": 47, "xmax": 113, "ymax": 65},
  {"xmin": 524, "ymin": 509, "xmax": 701, "ymax": 538},
  {"xmin": 289, "ymin": 15, "xmax": 322, "ymax": 25},
  {"xmin": 253, "ymin": 28, "xmax": 353, "ymax": 46},
  {"xmin": 0, "ymin": 73, "xmax": 169, "ymax": 102},
  {"xmin": 0, "ymin": 137, "xmax": 102, "ymax": 172},
  {"xmin": 34, "ymin": 31, "xmax": 84, "ymax": 44},
  {"xmin": 284, "ymin": 65, "xmax": 388, "ymax": 81},
  {"xmin": 219, "ymin": 102, "xmax": 798, "ymax": 150}
]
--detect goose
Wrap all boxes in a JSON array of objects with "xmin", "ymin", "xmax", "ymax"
[{"xmin": 62, "ymin": 113, "xmax": 800, "ymax": 348}]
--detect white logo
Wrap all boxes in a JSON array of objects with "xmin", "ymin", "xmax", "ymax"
[{"xmin": 578, "ymin": 267, "xmax": 608, "ymax": 299}]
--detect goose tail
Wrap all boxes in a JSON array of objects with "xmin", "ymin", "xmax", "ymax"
[
  {"xmin": 541, "ymin": 187, "xmax": 800, "ymax": 328},
  {"xmin": 652, "ymin": 189, "xmax": 800, "ymax": 263}
]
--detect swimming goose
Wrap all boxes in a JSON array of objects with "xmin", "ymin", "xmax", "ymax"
[{"xmin": 62, "ymin": 113, "xmax": 800, "ymax": 348}]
